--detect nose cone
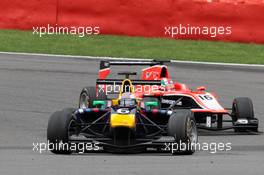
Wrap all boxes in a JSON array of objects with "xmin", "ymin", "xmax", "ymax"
[{"xmin": 110, "ymin": 114, "xmax": 136, "ymax": 129}]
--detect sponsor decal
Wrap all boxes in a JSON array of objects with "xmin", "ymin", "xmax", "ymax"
[
  {"xmin": 116, "ymin": 108, "xmax": 130, "ymax": 114},
  {"xmin": 161, "ymin": 98, "xmax": 182, "ymax": 106}
]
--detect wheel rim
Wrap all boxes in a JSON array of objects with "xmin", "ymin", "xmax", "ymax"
[
  {"xmin": 232, "ymin": 103, "xmax": 238, "ymax": 121},
  {"xmin": 68, "ymin": 119, "xmax": 78, "ymax": 138},
  {"xmin": 187, "ymin": 119, "xmax": 198, "ymax": 146},
  {"xmin": 79, "ymin": 93, "xmax": 89, "ymax": 108}
]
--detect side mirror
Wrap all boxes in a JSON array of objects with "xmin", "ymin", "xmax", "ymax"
[
  {"xmin": 196, "ymin": 86, "xmax": 206, "ymax": 91},
  {"xmin": 140, "ymin": 101, "xmax": 158, "ymax": 109},
  {"xmin": 93, "ymin": 100, "xmax": 106, "ymax": 108}
]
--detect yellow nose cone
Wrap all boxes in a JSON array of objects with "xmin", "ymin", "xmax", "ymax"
[{"xmin": 110, "ymin": 114, "xmax": 136, "ymax": 129}]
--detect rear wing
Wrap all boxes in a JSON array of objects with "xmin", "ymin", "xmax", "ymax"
[
  {"xmin": 96, "ymin": 79, "xmax": 161, "ymax": 85},
  {"xmin": 99, "ymin": 60, "xmax": 170, "ymax": 79},
  {"xmin": 96, "ymin": 79, "xmax": 162, "ymax": 96},
  {"xmin": 100, "ymin": 60, "xmax": 169, "ymax": 69}
]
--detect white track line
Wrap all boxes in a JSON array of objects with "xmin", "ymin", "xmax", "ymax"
[
  {"xmin": 0, "ymin": 51, "xmax": 152, "ymax": 61},
  {"xmin": 0, "ymin": 51, "xmax": 264, "ymax": 68},
  {"xmin": 170, "ymin": 60, "xmax": 264, "ymax": 68}
]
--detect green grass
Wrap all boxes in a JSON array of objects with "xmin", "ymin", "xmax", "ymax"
[{"xmin": 0, "ymin": 29, "xmax": 264, "ymax": 64}]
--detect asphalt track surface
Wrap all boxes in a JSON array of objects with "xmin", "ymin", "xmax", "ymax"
[{"xmin": 0, "ymin": 53, "xmax": 263, "ymax": 175}]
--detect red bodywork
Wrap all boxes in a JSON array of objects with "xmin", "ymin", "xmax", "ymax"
[{"xmin": 98, "ymin": 63, "xmax": 228, "ymax": 114}]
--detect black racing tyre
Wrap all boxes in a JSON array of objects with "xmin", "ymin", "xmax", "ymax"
[
  {"xmin": 47, "ymin": 108, "xmax": 75, "ymax": 154},
  {"xmin": 167, "ymin": 109, "xmax": 197, "ymax": 155},
  {"xmin": 232, "ymin": 97, "xmax": 255, "ymax": 132},
  {"xmin": 141, "ymin": 97, "xmax": 161, "ymax": 110},
  {"xmin": 232, "ymin": 97, "xmax": 254, "ymax": 120},
  {"xmin": 79, "ymin": 86, "xmax": 107, "ymax": 108}
]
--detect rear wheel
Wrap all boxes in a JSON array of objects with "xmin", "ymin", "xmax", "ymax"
[
  {"xmin": 232, "ymin": 97, "xmax": 257, "ymax": 132},
  {"xmin": 79, "ymin": 86, "xmax": 107, "ymax": 108},
  {"xmin": 167, "ymin": 109, "xmax": 197, "ymax": 155},
  {"xmin": 47, "ymin": 108, "xmax": 75, "ymax": 154}
]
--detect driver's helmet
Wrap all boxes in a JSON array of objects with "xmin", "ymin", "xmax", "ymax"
[
  {"xmin": 161, "ymin": 78, "xmax": 174, "ymax": 91},
  {"xmin": 118, "ymin": 93, "xmax": 137, "ymax": 107},
  {"xmin": 161, "ymin": 78, "xmax": 173, "ymax": 86}
]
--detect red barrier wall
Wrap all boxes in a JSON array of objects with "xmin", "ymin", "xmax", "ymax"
[
  {"xmin": 0, "ymin": 0, "xmax": 57, "ymax": 29},
  {"xmin": 1, "ymin": 0, "xmax": 264, "ymax": 43}
]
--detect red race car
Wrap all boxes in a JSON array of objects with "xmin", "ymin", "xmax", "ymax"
[{"xmin": 90, "ymin": 60, "xmax": 259, "ymax": 132}]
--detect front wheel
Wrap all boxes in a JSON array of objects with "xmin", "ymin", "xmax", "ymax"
[
  {"xmin": 47, "ymin": 108, "xmax": 75, "ymax": 154},
  {"xmin": 232, "ymin": 97, "xmax": 258, "ymax": 132},
  {"xmin": 167, "ymin": 109, "xmax": 197, "ymax": 155}
]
